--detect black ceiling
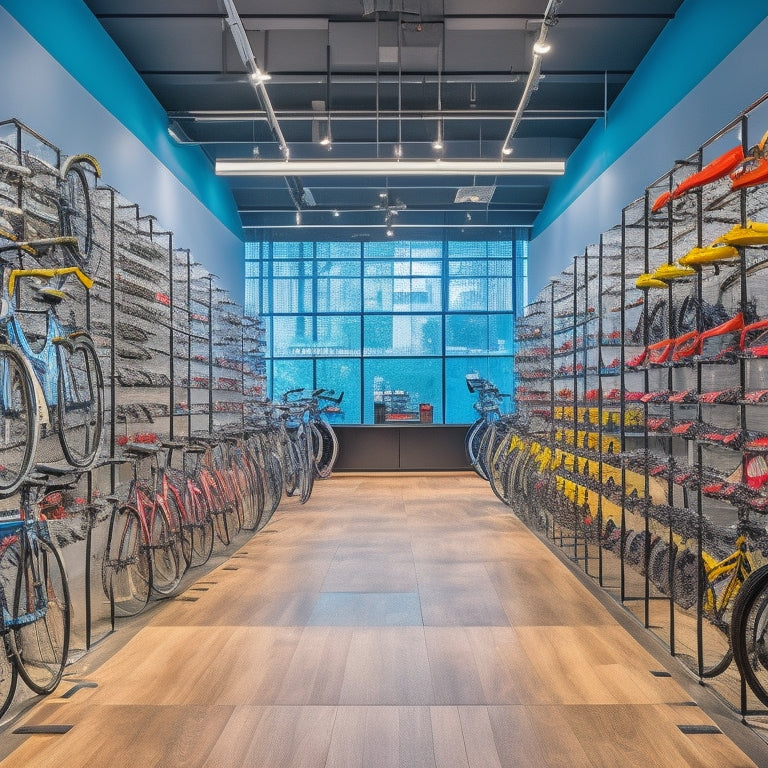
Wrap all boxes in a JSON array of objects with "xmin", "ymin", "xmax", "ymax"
[{"xmin": 82, "ymin": 0, "xmax": 684, "ymax": 241}]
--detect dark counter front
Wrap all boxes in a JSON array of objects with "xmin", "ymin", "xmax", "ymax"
[{"xmin": 333, "ymin": 424, "xmax": 472, "ymax": 471}]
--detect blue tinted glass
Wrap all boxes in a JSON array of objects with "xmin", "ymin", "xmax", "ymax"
[
  {"xmin": 271, "ymin": 358, "xmax": 313, "ymax": 399},
  {"xmin": 364, "ymin": 358, "xmax": 442, "ymax": 424},
  {"xmin": 250, "ymin": 237, "xmax": 527, "ymax": 423},
  {"xmin": 316, "ymin": 358, "xmax": 361, "ymax": 423}
]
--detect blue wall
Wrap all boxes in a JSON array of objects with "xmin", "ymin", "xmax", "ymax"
[
  {"xmin": 529, "ymin": 0, "xmax": 768, "ymax": 297},
  {"xmin": 0, "ymin": 1, "xmax": 244, "ymax": 300}
]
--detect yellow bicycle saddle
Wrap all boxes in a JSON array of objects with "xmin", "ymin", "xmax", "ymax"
[
  {"xmin": 636, "ymin": 273, "xmax": 668, "ymax": 290},
  {"xmin": 651, "ymin": 263, "xmax": 697, "ymax": 281},
  {"xmin": 713, "ymin": 221, "xmax": 768, "ymax": 247},
  {"xmin": 678, "ymin": 244, "xmax": 739, "ymax": 265}
]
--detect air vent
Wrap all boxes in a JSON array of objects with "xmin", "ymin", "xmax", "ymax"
[{"xmin": 455, "ymin": 186, "xmax": 496, "ymax": 204}]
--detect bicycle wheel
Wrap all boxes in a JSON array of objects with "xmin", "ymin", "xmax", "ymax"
[
  {"xmin": 0, "ymin": 545, "xmax": 18, "ymax": 717},
  {"xmin": 465, "ymin": 419, "xmax": 488, "ymax": 479},
  {"xmin": 102, "ymin": 505, "xmax": 151, "ymax": 617},
  {"xmin": 699, "ymin": 563, "xmax": 736, "ymax": 678},
  {"xmin": 257, "ymin": 443, "xmax": 283, "ymax": 531},
  {"xmin": 56, "ymin": 332, "xmax": 104, "ymax": 468},
  {"xmin": 148, "ymin": 502, "xmax": 183, "ymax": 596},
  {"xmin": 10, "ymin": 531, "xmax": 70, "ymax": 694},
  {"xmin": 60, "ymin": 161, "xmax": 92, "ymax": 263},
  {"xmin": 0, "ymin": 344, "xmax": 38, "ymax": 495},
  {"xmin": 164, "ymin": 481, "xmax": 191, "ymax": 573},
  {"xmin": 731, "ymin": 564, "xmax": 768, "ymax": 706},
  {"xmin": 295, "ymin": 425, "xmax": 314, "ymax": 504},
  {"xmin": 312, "ymin": 420, "xmax": 338, "ymax": 479},
  {"xmin": 187, "ymin": 483, "xmax": 214, "ymax": 567},
  {"xmin": 238, "ymin": 461, "xmax": 262, "ymax": 531}
]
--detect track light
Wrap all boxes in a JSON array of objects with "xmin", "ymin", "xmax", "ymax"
[
  {"xmin": 394, "ymin": 143, "xmax": 403, "ymax": 158},
  {"xmin": 249, "ymin": 68, "xmax": 272, "ymax": 83},
  {"xmin": 532, "ymin": 40, "xmax": 551, "ymax": 55},
  {"xmin": 432, "ymin": 122, "xmax": 444, "ymax": 151},
  {"xmin": 502, "ymin": 146, "xmax": 513, "ymax": 156},
  {"xmin": 386, "ymin": 226, "xmax": 394, "ymax": 237}
]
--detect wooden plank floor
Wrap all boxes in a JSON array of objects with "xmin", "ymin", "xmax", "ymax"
[{"xmin": 1, "ymin": 472, "xmax": 766, "ymax": 767}]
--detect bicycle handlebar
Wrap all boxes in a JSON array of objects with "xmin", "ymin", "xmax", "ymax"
[{"xmin": 8, "ymin": 265, "xmax": 94, "ymax": 297}]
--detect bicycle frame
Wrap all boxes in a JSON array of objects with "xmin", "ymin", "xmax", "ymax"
[{"xmin": 702, "ymin": 534, "xmax": 754, "ymax": 621}]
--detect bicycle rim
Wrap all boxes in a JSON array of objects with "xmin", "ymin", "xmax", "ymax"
[
  {"xmin": 57, "ymin": 333, "xmax": 104, "ymax": 469},
  {"xmin": 11, "ymin": 534, "xmax": 70, "ymax": 694},
  {"xmin": 0, "ymin": 345, "xmax": 38, "ymax": 495},
  {"xmin": 102, "ymin": 506, "xmax": 151, "ymax": 617}
]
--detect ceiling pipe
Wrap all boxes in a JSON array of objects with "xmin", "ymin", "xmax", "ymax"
[
  {"xmin": 501, "ymin": 0, "xmax": 562, "ymax": 157},
  {"xmin": 221, "ymin": 0, "xmax": 305, "ymax": 210}
]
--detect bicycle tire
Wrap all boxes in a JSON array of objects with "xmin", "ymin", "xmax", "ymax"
[
  {"xmin": 0, "ymin": 344, "xmax": 38, "ymax": 495},
  {"xmin": 187, "ymin": 484, "xmax": 214, "ymax": 567},
  {"xmin": 164, "ymin": 480, "xmax": 192, "ymax": 573},
  {"xmin": 240, "ymin": 459, "xmax": 263, "ymax": 531},
  {"xmin": 11, "ymin": 531, "xmax": 70, "ymax": 694},
  {"xmin": 201, "ymin": 471, "xmax": 231, "ymax": 547},
  {"xmin": 257, "ymin": 444, "xmax": 283, "ymax": 530},
  {"xmin": 296, "ymin": 424, "xmax": 315, "ymax": 504},
  {"xmin": 312, "ymin": 420, "xmax": 338, "ymax": 479},
  {"xmin": 60, "ymin": 161, "xmax": 92, "ymax": 263},
  {"xmin": 465, "ymin": 419, "xmax": 489, "ymax": 479},
  {"xmin": 731, "ymin": 564, "xmax": 768, "ymax": 705},
  {"xmin": 281, "ymin": 432, "xmax": 302, "ymax": 498},
  {"xmin": 102, "ymin": 505, "xmax": 151, "ymax": 617},
  {"xmin": 56, "ymin": 332, "xmax": 104, "ymax": 469},
  {"xmin": 148, "ymin": 501, "xmax": 183, "ymax": 596},
  {"xmin": 0, "ymin": 546, "xmax": 18, "ymax": 717},
  {"xmin": 699, "ymin": 561, "xmax": 736, "ymax": 678},
  {"xmin": 218, "ymin": 469, "xmax": 242, "ymax": 540}
]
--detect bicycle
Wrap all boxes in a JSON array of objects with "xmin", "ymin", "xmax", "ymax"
[
  {"xmin": 275, "ymin": 395, "xmax": 315, "ymax": 504},
  {"xmin": 0, "ymin": 473, "xmax": 71, "ymax": 717},
  {"xmin": 0, "ymin": 244, "xmax": 104, "ymax": 495},
  {"xmin": 101, "ymin": 441, "xmax": 183, "ymax": 617},
  {"xmin": 695, "ymin": 533, "xmax": 756, "ymax": 678},
  {"xmin": 0, "ymin": 121, "xmax": 99, "ymax": 266},
  {"xmin": 283, "ymin": 388, "xmax": 343, "ymax": 479}
]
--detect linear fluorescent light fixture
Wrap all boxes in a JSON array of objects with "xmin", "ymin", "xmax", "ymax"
[{"xmin": 216, "ymin": 159, "xmax": 564, "ymax": 176}]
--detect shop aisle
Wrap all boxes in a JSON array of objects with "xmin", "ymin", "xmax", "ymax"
[{"xmin": 1, "ymin": 473, "xmax": 767, "ymax": 768}]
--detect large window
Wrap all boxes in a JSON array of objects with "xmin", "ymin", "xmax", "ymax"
[{"xmin": 245, "ymin": 236, "xmax": 527, "ymax": 424}]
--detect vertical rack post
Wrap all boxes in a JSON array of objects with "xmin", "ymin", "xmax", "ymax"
[
  {"xmin": 597, "ymin": 234, "xmax": 605, "ymax": 585},
  {"xmin": 208, "ymin": 276, "xmax": 214, "ymax": 436}
]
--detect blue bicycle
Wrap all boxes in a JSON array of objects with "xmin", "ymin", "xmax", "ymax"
[
  {"xmin": 0, "ymin": 238, "xmax": 104, "ymax": 495},
  {"xmin": 0, "ymin": 474, "xmax": 71, "ymax": 717}
]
